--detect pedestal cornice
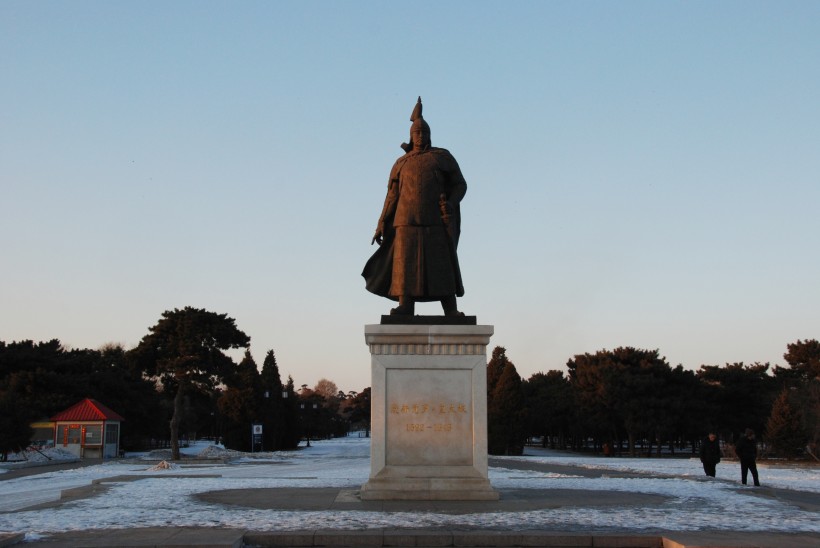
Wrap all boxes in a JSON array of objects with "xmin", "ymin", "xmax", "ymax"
[{"xmin": 365, "ymin": 324, "xmax": 494, "ymax": 353}]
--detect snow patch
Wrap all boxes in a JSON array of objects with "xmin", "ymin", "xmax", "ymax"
[
  {"xmin": 0, "ymin": 447, "xmax": 78, "ymax": 465},
  {"xmin": 196, "ymin": 445, "xmax": 243, "ymax": 459}
]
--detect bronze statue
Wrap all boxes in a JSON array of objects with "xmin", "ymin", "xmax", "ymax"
[{"xmin": 363, "ymin": 97, "xmax": 467, "ymax": 316}]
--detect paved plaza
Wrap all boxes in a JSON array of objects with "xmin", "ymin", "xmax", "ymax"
[{"xmin": 1, "ymin": 449, "xmax": 818, "ymax": 548}]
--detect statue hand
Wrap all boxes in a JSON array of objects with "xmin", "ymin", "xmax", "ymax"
[
  {"xmin": 371, "ymin": 230, "xmax": 383, "ymax": 246},
  {"xmin": 439, "ymin": 194, "xmax": 454, "ymax": 216}
]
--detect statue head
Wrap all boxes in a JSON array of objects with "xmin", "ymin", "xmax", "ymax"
[{"xmin": 401, "ymin": 97, "xmax": 431, "ymax": 152}]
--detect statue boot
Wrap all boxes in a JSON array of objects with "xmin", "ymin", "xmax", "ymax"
[
  {"xmin": 390, "ymin": 296, "xmax": 415, "ymax": 316},
  {"xmin": 441, "ymin": 295, "xmax": 465, "ymax": 317}
]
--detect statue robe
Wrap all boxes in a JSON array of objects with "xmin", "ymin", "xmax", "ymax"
[{"xmin": 363, "ymin": 147, "xmax": 466, "ymax": 302}]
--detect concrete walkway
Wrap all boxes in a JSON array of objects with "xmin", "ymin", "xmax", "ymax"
[
  {"xmin": 8, "ymin": 526, "xmax": 820, "ymax": 548},
  {"xmin": 2, "ymin": 458, "xmax": 817, "ymax": 548}
]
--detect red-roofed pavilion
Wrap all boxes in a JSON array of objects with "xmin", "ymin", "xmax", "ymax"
[{"xmin": 51, "ymin": 398, "xmax": 124, "ymax": 458}]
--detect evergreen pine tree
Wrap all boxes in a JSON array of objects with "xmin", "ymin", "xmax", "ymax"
[
  {"xmin": 0, "ymin": 393, "xmax": 35, "ymax": 460},
  {"xmin": 487, "ymin": 346, "xmax": 509, "ymax": 399},
  {"xmin": 130, "ymin": 307, "xmax": 250, "ymax": 459},
  {"xmin": 280, "ymin": 376, "xmax": 302, "ymax": 449},
  {"xmin": 260, "ymin": 350, "xmax": 282, "ymax": 388},
  {"xmin": 766, "ymin": 389, "xmax": 806, "ymax": 459},
  {"xmin": 218, "ymin": 350, "xmax": 261, "ymax": 451},
  {"xmin": 261, "ymin": 350, "xmax": 284, "ymax": 450},
  {"xmin": 487, "ymin": 350, "xmax": 526, "ymax": 455},
  {"xmin": 783, "ymin": 339, "xmax": 820, "ymax": 381}
]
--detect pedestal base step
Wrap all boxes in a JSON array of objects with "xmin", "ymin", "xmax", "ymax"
[{"xmin": 360, "ymin": 477, "xmax": 499, "ymax": 501}]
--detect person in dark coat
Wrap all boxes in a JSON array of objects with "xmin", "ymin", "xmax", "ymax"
[
  {"xmin": 734, "ymin": 428, "xmax": 761, "ymax": 486},
  {"xmin": 699, "ymin": 432, "xmax": 721, "ymax": 477}
]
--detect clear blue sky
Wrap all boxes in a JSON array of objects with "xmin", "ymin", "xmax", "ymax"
[{"xmin": 2, "ymin": 1, "xmax": 818, "ymax": 393}]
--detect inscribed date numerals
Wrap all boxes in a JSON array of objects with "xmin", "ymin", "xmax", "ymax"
[{"xmin": 405, "ymin": 423, "xmax": 452, "ymax": 432}]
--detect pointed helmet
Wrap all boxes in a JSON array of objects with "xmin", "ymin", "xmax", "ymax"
[{"xmin": 401, "ymin": 96, "xmax": 431, "ymax": 152}]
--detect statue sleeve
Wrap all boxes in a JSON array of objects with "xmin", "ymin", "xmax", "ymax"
[
  {"xmin": 438, "ymin": 150, "xmax": 467, "ymax": 204},
  {"xmin": 377, "ymin": 176, "xmax": 399, "ymax": 233}
]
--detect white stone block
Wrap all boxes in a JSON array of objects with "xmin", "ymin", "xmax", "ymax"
[{"xmin": 361, "ymin": 323, "xmax": 499, "ymax": 501}]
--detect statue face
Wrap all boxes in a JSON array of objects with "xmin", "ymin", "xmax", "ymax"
[{"xmin": 411, "ymin": 126, "xmax": 431, "ymax": 150}]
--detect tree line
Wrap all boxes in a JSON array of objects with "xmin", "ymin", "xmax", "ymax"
[
  {"xmin": 0, "ymin": 307, "xmax": 370, "ymax": 460},
  {"xmin": 487, "ymin": 341, "xmax": 820, "ymax": 460},
  {"xmin": 2, "ymin": 306, "xmax": 817, "ymax": 462}
]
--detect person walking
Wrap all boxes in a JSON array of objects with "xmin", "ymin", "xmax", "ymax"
[
  {"xmin": 734, "ymin": 428, "xmax": 761, "ymax": 486},
  {"xmin": 699, "ymin": 432, "xmax": 721, "ymax": 477}
]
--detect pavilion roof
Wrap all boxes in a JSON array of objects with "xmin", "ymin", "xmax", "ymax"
[{"xmin": 51, "ymin": 398, "xmax": 124, "ymax": 422}]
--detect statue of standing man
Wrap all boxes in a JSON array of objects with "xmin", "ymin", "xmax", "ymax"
[{"xmin": 363, "ymin": 97, "xmax": 467, "ymax": 317}]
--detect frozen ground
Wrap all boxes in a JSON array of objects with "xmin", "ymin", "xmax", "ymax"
[
  {"xmin": 498, "ymin": 446, "xmax": 820, "ymax": 493},
  {"xmin": 1, "ymin": 437, "xmax": 818, "ymax": 539}
]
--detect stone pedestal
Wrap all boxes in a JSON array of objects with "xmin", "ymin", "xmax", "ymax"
[{"xmin": 360, "ymin": 323, "xmax": 498, "ymax": 501}]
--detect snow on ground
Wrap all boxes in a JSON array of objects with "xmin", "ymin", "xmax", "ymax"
[
  {"xmin": 506, "ymin": 446, "xmax": 820, "ymax": 494},
  {"xmin": 0, "ymin": 447, "xmax": 78, "ymax": 469},
  {"xmin": 0, "ymin": 437, "xmax": 818, "ymax": 538}
]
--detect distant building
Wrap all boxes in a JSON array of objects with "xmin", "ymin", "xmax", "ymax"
[{"xmin": 51, "ymin": 398, "xmax": 124, "ymax": 458}]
